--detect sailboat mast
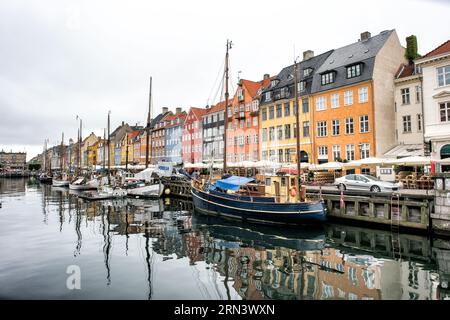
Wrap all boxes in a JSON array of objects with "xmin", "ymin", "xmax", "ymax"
[
  {"xmin": 146, "ymin": 76, "xmax": 152, "ymax": 168},
  {"xmin": 107, "ymin": 111, "xmax": 111, "ymax": 174},
  {"xmin": 103, "ymin": 128, "xmax": 106, "ymax": 170},
  {"xmin": 294, "ymin": 60, "xmax": 302, "ymax": 202},
  {"xmin": 223, "ymin": 40, "xmax": 232, "ymax": 173},
  {"xmin": 60, "ymin": 132, "xmax": 64, "ymax": 172}
]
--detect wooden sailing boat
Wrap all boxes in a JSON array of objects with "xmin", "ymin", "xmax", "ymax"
[
  {"xmin": 53, "ymin": 133, "xmax": 70, "ymax": 187},
  {"xmin": 191, "ymin": 42, "xmax": 327, "ymax": 225},
  {"xmin": 39, "ymin": 138, "xmax": 53, "ymax": 183}
]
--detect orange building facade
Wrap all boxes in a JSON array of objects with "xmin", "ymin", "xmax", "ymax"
[{"xmin": 313, "ymin": 81, "xmax": 375, "ymax": 165}]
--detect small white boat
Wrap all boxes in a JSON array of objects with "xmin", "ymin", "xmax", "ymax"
[
  {"xmin": 126, "ymin": 181, "xmax": 164, "ymax": 198},
  {"xmin": 69, "ymin": 177, "xmax": 99, "ymax": 190},
  {"xmin": 52, "ymin": 179, "xmax": 70, "ymax": 187},
  {"xmin": 79, "ymin": 185, "xmax": 127, "ymax": 200}
]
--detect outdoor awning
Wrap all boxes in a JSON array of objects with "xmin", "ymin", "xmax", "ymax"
[
  {"xmin": 343, "ymin": 157, "xmax": 387, "ymax": 167},
  {"xmin": 215, "ymin": 176, "xmax": 255, "ymax": 191},
  {"xmin": 384, "ymin": 156, "xmax": 431, "ymax": 166},
  {"xmin": 310, "ymin": 161, "xmax": 343, "ymax": 171},
  {"xmin": 383, "ymin": 144, "xmax": 424, "ymax": 159}
]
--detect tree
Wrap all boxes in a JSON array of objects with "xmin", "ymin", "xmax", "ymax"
[{"xmin": 405, "ymin": 35, "xmax": 421, "ymax": 61}]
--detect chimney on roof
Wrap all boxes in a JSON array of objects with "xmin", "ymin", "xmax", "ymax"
[
  {"xmin": 263, "ymin": 74, "xmax": 270, "ymax": 80},
  {"xmin": 360, "ymin": 31, "xmax": 371, "ymax": 41},
  {"xmin": 162, "ymin": 107, "xmax": 169, "ymax": 113},
  {"xmin": 121, "ymin": 121, "xmax": 125, "ymax": 126},
  {"xmin": 303, "ymin": 50, "xmax": 314, "ymax": 61},
  {"xmin": 176, "ymin": 107, "xmax": 182, "ymax": 114}
]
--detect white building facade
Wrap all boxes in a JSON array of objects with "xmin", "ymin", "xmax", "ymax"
[{"xmin": 416, "ymin": 41, "xmax": 450, "ymax": 172}]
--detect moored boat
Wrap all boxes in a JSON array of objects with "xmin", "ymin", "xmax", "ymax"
[
  {"xmin": 79, "ymin": 185, "xmax": 127, "ymax": 200},
  {"xmin": 191, "ymin": 176, "xmax": 326, "ymax": 225},
  {"xmin": 52, "ymin": 178, "xmax": 70, "ymax": 187},
  {"xmin": 126, "ymin": 182, "xmax": 164, "ymax": 198},
  {"xmin": 38, "ymin": 172, "xmax": 53, "ymax": 184},
  {"xmin": 69, "ymin": 177, "xmax": 99, "ymax": 190}
]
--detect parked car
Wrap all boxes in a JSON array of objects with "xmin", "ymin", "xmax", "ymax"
[{"xmin": 334, "ymin": 174, "xmax": 401, "ymax": 192}]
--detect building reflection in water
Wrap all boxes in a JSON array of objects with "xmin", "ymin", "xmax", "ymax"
[{"xmin": 40, "ymin": 184, "xmax": 449, "ymax": 300}]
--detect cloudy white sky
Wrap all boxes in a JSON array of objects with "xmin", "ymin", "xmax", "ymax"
[{"xmin": 1, "ymin": 0, "xmax": 449, "ymax": 160}]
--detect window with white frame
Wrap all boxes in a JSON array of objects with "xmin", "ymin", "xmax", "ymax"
[
  {"xmin": 359, "ymin": 115, "xmax": 369, "ymax": 133},
  {"xmin": 253, "ymin": 117, "xmax": 258, "ymax": 126},
  {"xmin": 344, "ymin": 90, "xmax": 353, "ymax": 106},
  {"xmin": 401, "ymin": 88, "xmax": 410, "ymax": 105},
  {"xmin": 265, "ymin": 91, "xmax": 272, "ymax": 101},
  {"xmin": 417, "ymin": 114, "xmax": 422, "ymax": 131},
  {"xmin": 358, "ymin": 87, "xmax": 368, "ymax": 103},
  {"xmin": 437, "ymin": 66, "xmax": 450, "ymax": 87},
  {"xmin": 252, "ymin": 100, "xmax": 259, "ymax": 111},
  {"xmin": 262, "ymin": 128, "xmax": 267, "ymax": 141},
  {"xmin": 440, "ymin": 102, "xmax": 450, "ymax": 122},
  {"xmin": 415, "ymin": 85, "xmax": 421, "ymax": 103},
  {"xmin": 318, "ymin": 146, "xmax": 328, "ymax": 159},
  {"xmin": 346, "ymin": 144, "xmax": 355, "ymax": 161},
  {"xmin": 303, "ymin": 121, "xmax": 310, "ymax": 137},
  {"xmin": 321, "ymin": 72, "xmax": 334, "ymax": 85},
  {"xmin": 347, "ymin": 64, "xmax": 362, "ymax": 78},
  {"xmin": 360, "ymin": 143, "xmax": 370, "ymax": 159},
  {"xmin": 332, "ymin": 119, "xmax": 340, "ymax": 136},
  {"xmin": 331, "ymin": 94, "xmax": 339, "ymax": 108},
  {"xmin": 345, "ymin": 117, "xmax": 354, "ymax": 134},
  {"xmin": 317, "ymin": 121, "xmax": 327, "ymax": 137},
  {"xmin": 332, "ymin": 145, "xmax": 341, "ymax": 161},
  {"xmin": 245, "ymin": 103, "xmax": 250, "ymax": 112},
  {"xmin": 298, "ymin": 81, "xmax": 306, "ymax": 92},
  {"xmin": 316, "ymin": 96, "xmax": 327, "ymax": 111},
  {"xmin": 403, "ymin": 115, "xmax": 412, "ymax": 132}
]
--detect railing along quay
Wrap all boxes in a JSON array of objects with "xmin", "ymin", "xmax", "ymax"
[{"xmin": 307, "ymin": 188, "xmax": 433, "ymax": 232}]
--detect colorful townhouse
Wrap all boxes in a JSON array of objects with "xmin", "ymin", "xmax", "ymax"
[
  {"xmin": 202, "ymin": 101, "xmax": 226, "ymax": 163},
  {"xmin": 227, "ymin": 77, "xmax": 271, "ymax": 163},
  {"xmin": 415, "ymin": 40, "xmax": 450, "ymax": 172},
  {"xmin": 132, "ymin": 129, "xmax": 142, "ymax": 165},
  {"xmin": 87, "ymin": 138, "xmax": 100, "ymax": 167},
  {"xmin": 164, "ymin": 108, "xmax": 187, "ymax": 164},
  {"xmin": 260, "ymin": 51, "xmax": 332, "ymax": 165},
  {"xmin": 80, "ymin": 132, "xmax": 99, "ymax": 168},
  {"xmin": 310, "ymin": 30, "xmax": 406, "ymax": 168},
  {"xmin": 122, "ymin": 129, "xmax": 140, "ymax": 165},
  {"xmin": 97, "ymin": 138, "xmax": 108, "ymax": 168},
  {"xmin": 109, "ymin": 122, "xmax": 131, "ymax": 166},
  {"xmin": 151, "ymin": 107, "xmax": 172, "ymax": 164},
  {"xmin": 182, "ymin": 107, "xmax": 207, "ymax": 164}
]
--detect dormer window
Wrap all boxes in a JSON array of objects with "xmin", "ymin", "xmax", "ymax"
[
  {"xmin": 265, "ymin": 91, "xmax": 272, "ymax": 101},
  {"xmin": 271, "ymin": 80, "xmax": 278, "ymax": 88},
  {"xmin": 346, "ymin": 63, "xmax": 362, "ymax": 79},
  {"xmin": 303, "ymin": 68, "xmax": 312, "ymax": 77},
  {"xmin": 298, "ymin": 81, "xmax": 306, "ymax": 92},
  {"xmin": 321, "ymin": 72, "xmax": 335, "ymax": 85}
]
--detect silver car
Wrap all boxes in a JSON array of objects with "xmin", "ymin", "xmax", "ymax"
[{"xmin": 334, "ymin": 174, "xmax": 400, "ymax": 192}]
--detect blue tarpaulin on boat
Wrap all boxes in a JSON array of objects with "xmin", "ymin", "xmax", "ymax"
[{"xmin": 215, "ymin": 176, "xmax": 254, "ymax": 191}]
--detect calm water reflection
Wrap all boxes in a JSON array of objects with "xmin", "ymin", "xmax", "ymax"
[{"xmin": 0, "ymin": 178, "xmax": 449, "ymax": 300}]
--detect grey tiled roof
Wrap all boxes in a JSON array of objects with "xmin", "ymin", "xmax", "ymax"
[
  {"xmin": 311, "ymin": 30, "xmax": 394, "ymax": 93},
  {"xmin": 260, "ymin": 50, "xmax": 333, "ymax": 105}
]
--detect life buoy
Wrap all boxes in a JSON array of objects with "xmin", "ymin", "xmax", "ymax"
[{"xmin": 289, "ymin": 186, "xmax": 297, "ymax": 197}]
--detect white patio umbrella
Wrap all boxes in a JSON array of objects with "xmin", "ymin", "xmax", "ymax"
[
  {"xmin": 184, "ymin": 162, "xmax": 194, "ymax": 168},
  {"xmin": 255, "ymin": 160, "xmax": 282, "ymax": 168},
  {"xmin": 241, "ymin": 161, "xmax": 257, "ymax": 168},
  {"xmin": 343, "ymin": 157, "xmax": 387, "ymax": 167},
  {"xmin": 437, "ymin": 158, "xmax": 450, "ymax": 164},
  {"xmin": 192, "ymin": 162, "xmax": 208, "ymax": 168},
  {"xmin": 311, "ymin": 161, "xmax": 344, "ymax": 171},
  {"xmin": 212, "ymin": 162, "xmax": 223, "ymax": 169},
  {"xmin": 384, "ymin": 156, "xmax": 431, "ymax": 166}
]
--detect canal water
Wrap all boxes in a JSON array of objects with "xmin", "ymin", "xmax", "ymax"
[{"xmin": 0, "ymin": 178, "xmax": 449, "ymax": 300}]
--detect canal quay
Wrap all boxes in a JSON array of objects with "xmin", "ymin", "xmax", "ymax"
[{"xmin": 1, "ymin": 177, "xmax": 450, "ymax": 300}]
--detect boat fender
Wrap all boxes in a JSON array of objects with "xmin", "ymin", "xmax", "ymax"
[{"xmin": 289, "ymin": 186, "xmax": 297, "ymax": 197}]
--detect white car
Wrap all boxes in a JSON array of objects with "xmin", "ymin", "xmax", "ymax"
[{"xmin": 334, "ymin": 174, "xmax": 401, "ymax": 192}]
